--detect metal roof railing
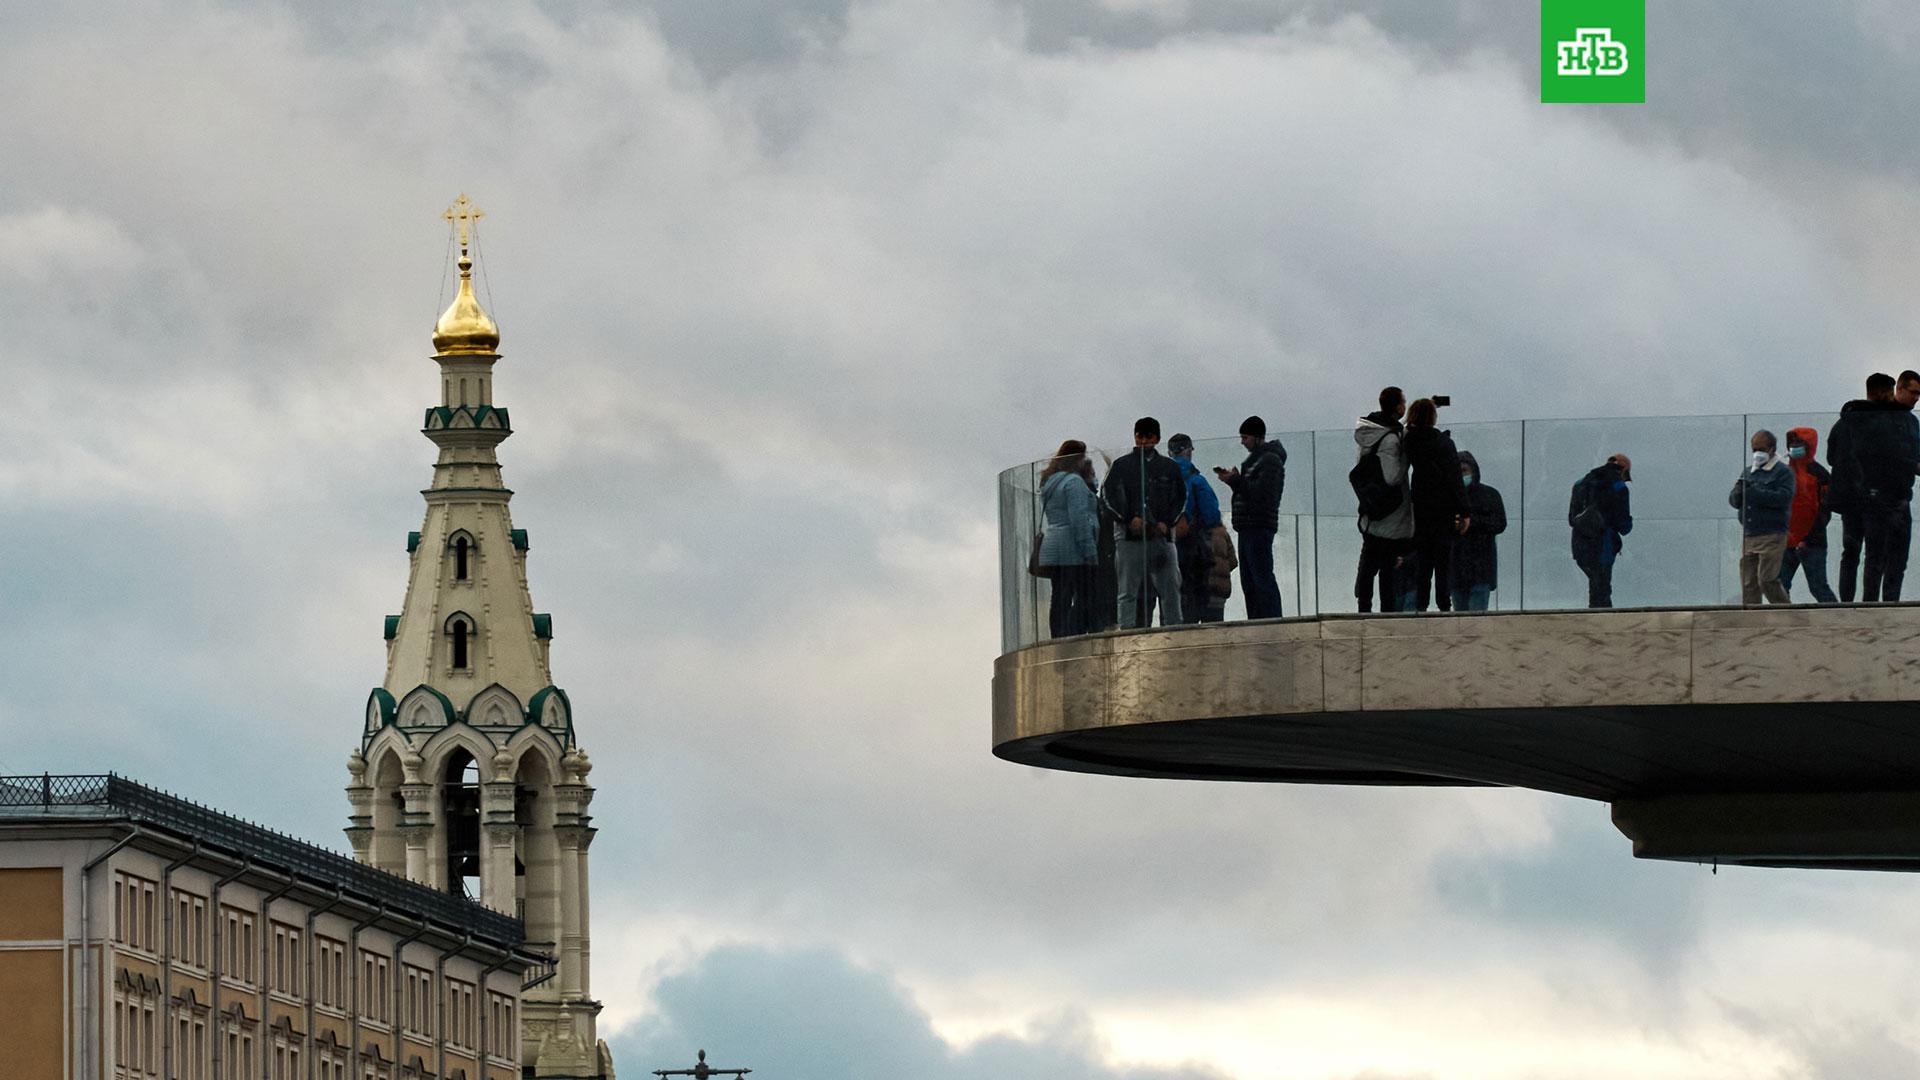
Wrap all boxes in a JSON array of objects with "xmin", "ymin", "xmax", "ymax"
[{"xmin": 0, "ymin": 773, "xmax": 522, "ymax": 947}]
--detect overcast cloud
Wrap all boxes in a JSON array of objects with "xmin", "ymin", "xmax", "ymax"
[{"xmin": 7, "ymin": 3, "xmax": 1920, "ymax": 1078}]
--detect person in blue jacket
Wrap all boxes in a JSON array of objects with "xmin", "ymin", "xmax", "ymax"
[
  {"xmin": 1569, "ymin": 453, "xmax": 1634, "ymax": 608},
  {"xmin": 1168, "ymin": 434, "xmax": 1225, "ymax": 623},
  {"xmin": 1729, "ymin": 429, "xmax": 1797, "ymax": 605}
]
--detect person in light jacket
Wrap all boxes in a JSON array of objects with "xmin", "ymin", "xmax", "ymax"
[
  {"xmin": 1355, "ymin": 387, "xmax": 1413, "ymax": 612},
  {"xmin": 1037, "ymin": 440, "xmax": 1099, "ymax": 637},
  {"xmin": 1729, "ymin": 429, "xmax": 1797, "ymax": 605}
]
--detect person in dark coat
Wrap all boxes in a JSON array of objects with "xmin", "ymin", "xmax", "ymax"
[
  {"xmin": 1729, "ymin": 429, "xmax": 1797, "ymax": 605},
  {"xmin": 1400, "ymin": 398, "xmax": 1470, "ymax": 612},
  {"xmin": 1825, "ymin": 373, "xmax": 1892, "ymax": 601},
  {"xmin": 1085, "ymin": 456, "xmax": 1119, "ymax": 632},
  {"xmin": 1214, "ymin": 415, "xmax": 1288, "ymax": 619},
  {"xmin": 1569, "ymin": 454, "xmax": 1633, "ymax": 608},
  {"xmin": 1848, "ymin": 370, "xmax": 1920, "ymax": 601},
  {"xmin": 1100, "ymin": 416, "xmax": 1189, "ymax": 627},
  {"xmin": 1449, "ymin": 451, "xmax": 1507, "ymax": 611}
]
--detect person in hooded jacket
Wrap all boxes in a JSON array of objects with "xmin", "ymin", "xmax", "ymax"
[
  {"xmin": 1825, "ymin": 373, "xmax": 1892, "ymax": 602},
  {"xmin": 1101, "ymin": 416, "xmax": 1189, "ymax": 627},
  {"xmin": 1354, "ymin": 387, "xmax": 1413, "ymax": 612},
  {"xmin": 1449, "ymin": 451, "xmax": 1507, "ymax": 611},
  {"xmin": 1401, "ymin": 398, "xmax": 1470, "ymax": 612},
  {"xmin": 1779, "ymin": 427, "xmax": 1836, "ymax": 603},
  {"xmin": 1036, "ymin": 440, "xmax": 1100, "ymax": 637},
  {"xmin": 1730, "ymin": 429, "xmax": 1797, "ymax": 605},
  {"xmin": 1168, "ymin": 433, "xmax": 1225, "ymax": 624},
  {"xmin": 1215, "ymin": 415, "xmax": 1288, "ymax": 619},
  {"xmin": 1569, "ymin": 454, "xmax": 1633, "ymax": 608}
]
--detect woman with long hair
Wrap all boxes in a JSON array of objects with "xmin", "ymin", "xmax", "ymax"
[{"xmin": 1037, "ymin": 439, "xmax": 1099, "ymax": 637}]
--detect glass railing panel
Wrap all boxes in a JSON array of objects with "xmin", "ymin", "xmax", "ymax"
[
  {"xmin": 1520, "ymin": 414, "xmax": 1746, "ymax": 609},
  {"xmin": 998, "ymin": 409, "xmax": 1893, "ymax": 652},
  {"xmin": 998, "ymin": 460, "xmax": 1043, "ymax": 652}
]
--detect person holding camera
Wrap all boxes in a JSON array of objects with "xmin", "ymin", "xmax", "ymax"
[{"xmin": 1402, "ymin": 397, "xmax": 1470, "ymax": 612}]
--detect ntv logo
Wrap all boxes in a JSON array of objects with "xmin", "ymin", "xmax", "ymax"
[
  {"xmin": 1556, "ymin": 28, "xmax": 1629, "ymax": 76},
  {"xmin": 1541, "ymin": 0, "xmax": 1643, "ymax": 102}
]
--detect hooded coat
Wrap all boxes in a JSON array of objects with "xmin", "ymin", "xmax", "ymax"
[
  {"xmin": 1355, "ymin": 412, "xmax": 1413, "ymax": 540},
  {"xmin": 1403, "ymin": 425, "xmax": 1469, "ymax": 534},
  {"xmin": 1174, "ymin": 456, "xmax": 1224, "ymax": 530},
  {"xmin": 1569, "ymin": 461, "xmax": 1633, "ymax": 566},
  {"xmin": 1785, "ymin": 427, "xmax": 1832, "ymax": 548},
  {"xmin": 1846, "ymin": 398, "xmax": 1920, "ymax": 503},
  {"xmin": 1826, "ymin": 399, "xmax": 1870, "ymax": 514},
  {"xmin": 1450, "ymin": 452, "xmax": 1508, "ymax": 590},
  {"xmin": 1037, "ymin": 470, "xmax": 1098, "ymax": 567},
  {"xmin": 1223, "ymin": 439, "xmax": 1287, "ymax": 534}
]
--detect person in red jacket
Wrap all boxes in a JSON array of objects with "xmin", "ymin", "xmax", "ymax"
[{"xmin": 1781, "ymin": 426, "xmax": 1837, "ymax": 603}]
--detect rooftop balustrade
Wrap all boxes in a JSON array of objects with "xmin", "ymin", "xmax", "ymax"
[{"xmin": 999, "ymin": 410, "xmax": 1879, "ymax": 653}]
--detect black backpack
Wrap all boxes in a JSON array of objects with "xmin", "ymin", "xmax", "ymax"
[
  {"xmin": 1350, "ymin": 434, "xmax": 1403, "ymax": 520},
  {"xmin": 1571, "ymin": 478, "xmax": 1607, "ymax": 538}
]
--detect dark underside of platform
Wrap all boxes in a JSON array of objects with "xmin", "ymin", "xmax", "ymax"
[{"xmin": 995, "ymin": 699, "xmax": 1920, "ymax": 803}]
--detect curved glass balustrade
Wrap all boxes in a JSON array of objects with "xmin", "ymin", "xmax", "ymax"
[{"xmin": 999, "ymin": 412, "xmax": 1874, "ymax": 652}]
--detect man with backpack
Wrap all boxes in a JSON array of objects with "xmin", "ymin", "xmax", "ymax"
[
  {"xmin": 1569, "ymin": 453, "xmax": 1634, "ymax": 608},
  {"xmin": 1353, "ymin": 387, "xmax": 1413, "ymax": 612}
]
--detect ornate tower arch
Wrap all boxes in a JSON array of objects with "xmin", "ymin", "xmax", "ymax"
[{"xmin": 345, "ymin": 196, "xmax": 610, "ymax": 1078}]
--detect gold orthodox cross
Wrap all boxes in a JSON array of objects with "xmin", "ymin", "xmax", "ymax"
[{"xmin": 443, "ymin": 193, "xmax": 484, "ymax": 254}]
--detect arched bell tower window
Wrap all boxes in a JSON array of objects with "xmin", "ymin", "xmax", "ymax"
[
  {"xmin": 443, "ymin": 750, "xmax": 481, "ymax": 901},
  {"xmin": 445, "ymin": 613, "xmax": 476, "ymax": 671},
  {"xmin": 448, "ymin": 531, "xmax": 477, "ymax": 583}
]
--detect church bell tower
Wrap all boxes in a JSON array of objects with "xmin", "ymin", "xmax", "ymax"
[{"xmin": 346, "ymin": 195, "xmax": 612, "ymax": 1078}]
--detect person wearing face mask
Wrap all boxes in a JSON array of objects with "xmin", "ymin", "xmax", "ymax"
[
  {"xmin": 1729, "ymin": 429, "xmax": 1798, "ymax": 605},
  {"xmin": 1449, "ymin": 451, "xmax": 1508, "ymax": 612},
  {"xmin": 1779, "ymin": 427, "xmax": 1837, "ymax": 603}
]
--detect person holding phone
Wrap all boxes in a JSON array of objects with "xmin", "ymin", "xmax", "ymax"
[{"xmin": 1215, "ymin": 415, "xmax": 1288, "ymax": 619}]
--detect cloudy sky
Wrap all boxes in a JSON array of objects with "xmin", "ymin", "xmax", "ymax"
[{"xmin": 8, "ymin": 2, "xmax": 1920, "ymax": 1077}]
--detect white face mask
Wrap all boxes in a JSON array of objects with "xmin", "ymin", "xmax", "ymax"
[{"xmin": 1751, "ymin": 450, "xmax": 1771, "ymax": 470}]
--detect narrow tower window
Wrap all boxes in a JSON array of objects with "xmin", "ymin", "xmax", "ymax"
[
  {"xmin": 454, "ymin": 537, "xmax": 470, "ymax": 580},
  {"xmin": 452, "ymin": 619, "xmax": 470, "ymax": 669}
]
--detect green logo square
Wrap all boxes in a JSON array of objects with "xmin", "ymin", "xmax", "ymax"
[{"xmin": 1541, "ymin": 0, "xmax": 1644, "ymax": 103}]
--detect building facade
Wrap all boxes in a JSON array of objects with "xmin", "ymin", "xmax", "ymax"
[
  {"xmin": 0, "ymin": 774, "xmax": 536, "ymax": 1080},
  {"xmin": 344, "ymin": 201, "xmax": 609, "ymax": 1079}
]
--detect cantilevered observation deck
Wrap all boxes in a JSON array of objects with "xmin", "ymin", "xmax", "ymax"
[{"xmin": 994, "ymin": 413, "xmax": 1920, "ymax": 871}]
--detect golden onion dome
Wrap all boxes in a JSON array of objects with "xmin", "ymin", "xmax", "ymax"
[{"xmin": 432, "ymin": 254, "xmax": 500, "ymax": 355}]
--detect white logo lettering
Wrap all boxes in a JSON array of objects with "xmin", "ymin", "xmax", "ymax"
[{"xmin": 1556, "ymin": 27, "xmax": 1630, "ymax": 76}]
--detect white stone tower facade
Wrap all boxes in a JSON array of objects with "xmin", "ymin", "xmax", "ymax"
[{"xmin": 347, "ymin": 197, "xmax": 611, "ymax": 1078}]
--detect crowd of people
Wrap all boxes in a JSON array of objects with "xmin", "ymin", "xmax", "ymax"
[{"xmin": 1028, "ymin": 373, "xmax": 1920, "ymax": 638}]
